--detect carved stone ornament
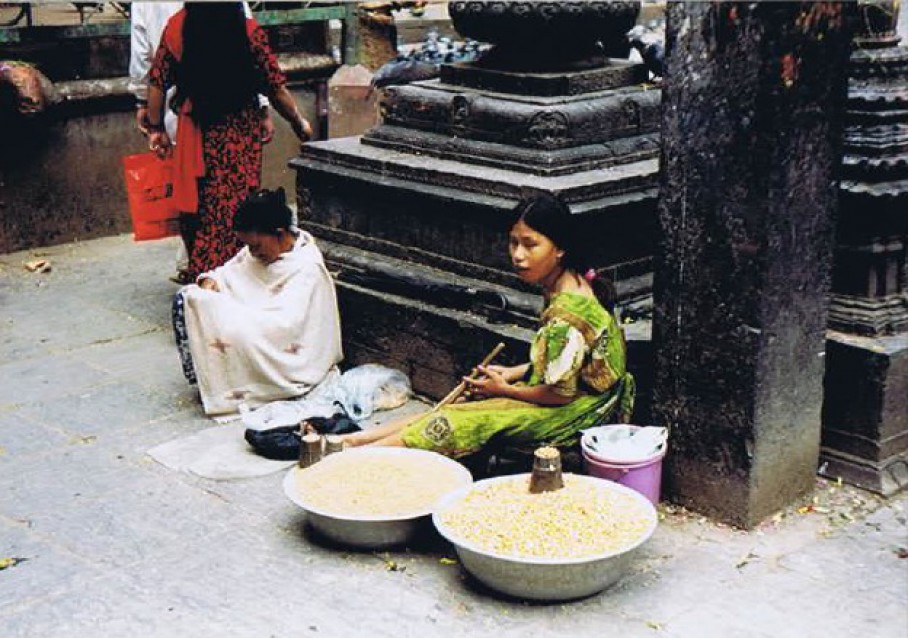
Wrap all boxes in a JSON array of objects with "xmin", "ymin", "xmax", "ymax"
[
  {"xmin": 525, "ymin": 111, "xmax": 570, "ymax": 149},
  {"xmin": 297, "ymin": 187, "xmax": 314, "ymax": 221},
  {"xmin": 449, "ymin": 94, "xmax": 472, "ymax": 129},
  {"xmin": 448, "ymin": 1, "xmax": 640, "ymax": 71}
]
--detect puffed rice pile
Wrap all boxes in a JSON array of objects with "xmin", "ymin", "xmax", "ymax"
[
  {"xmin": 297, "ymin": 453, "xmax": 467, "ymax": 518},
  {"xmin": 438, "ymin": 474, "xmax": 653, "ymax": 559}
]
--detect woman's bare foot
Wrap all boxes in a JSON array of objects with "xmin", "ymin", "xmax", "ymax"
[{"xmin": 340, "ymin": 432, "xmax": 366, "ymax": 447}]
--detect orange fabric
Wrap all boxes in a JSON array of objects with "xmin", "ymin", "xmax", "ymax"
[{"xmin": 161, "ymin": 11, "xmax": 260, "ymax": 213}]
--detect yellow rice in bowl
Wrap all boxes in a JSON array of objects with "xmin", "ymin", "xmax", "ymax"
[
  {"xmin": 436, "ymin": 474, "xmax": 654, "ymax": 560},
  {"xmin": 296, "ymin": 449, "xmax": 470, "ymax": 519}
]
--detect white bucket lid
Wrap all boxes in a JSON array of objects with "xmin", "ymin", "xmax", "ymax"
[{"xmin": 581, "ymin": 425, "xmax": 668, "ymax": 463}]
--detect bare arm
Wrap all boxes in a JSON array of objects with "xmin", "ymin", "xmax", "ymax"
[
  {"xmin": 146, "ymin": 83, "xmax": 172, "ymax": 157},
  {"xmin": 270, "ymin": 85, "xmax": 312, "ymax": 143},
  {"xmin": 259, "ymin": 105, "xmax": 275, "ymax": 144},
  {"xmin": 501, "ymin": 383, "xmax": 574, "ymax": 406},
  {"xmin": 464, "ymin": 365, "xmax": 573, "ymax": 406},
  {"xmin": 485, "ymin": 363, "xmax": 530, "ymax": 383}
]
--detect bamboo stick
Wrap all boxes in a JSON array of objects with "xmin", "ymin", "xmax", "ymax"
[{"xmin": 431, "ymin": 342, "xmax": 506, "ymax": 412}]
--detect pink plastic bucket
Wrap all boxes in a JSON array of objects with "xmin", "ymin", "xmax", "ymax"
[{"xmin": 582, "ymin": 441, "xmax": 667, "ymax": 505}]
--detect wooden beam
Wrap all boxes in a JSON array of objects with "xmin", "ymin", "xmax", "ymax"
[
  {"xmin": 341, "ymin": 2, "xmax": 361, "ymax": 66},
  {"xmin": 253, "ymin": 6, "xmax": 348, "ymax": 26}
]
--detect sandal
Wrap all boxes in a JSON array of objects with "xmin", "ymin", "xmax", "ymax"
[{"xmin": 169, "ymin": 270, "xmax": 194, "ymax": 285}]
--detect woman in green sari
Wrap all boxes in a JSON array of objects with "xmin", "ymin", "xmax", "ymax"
[{"xmin": 341, "ymin": 191, "xmax": 635, "ymax": 457}]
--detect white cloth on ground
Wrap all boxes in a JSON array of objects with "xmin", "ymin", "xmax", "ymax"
[
  {"xmin": 182, "ymin": 230, "xmax": 343, "ymax": 416},
  {"xmin": 147, "ymin": 422, "xmax": 294, "ymax": 480},
  {"xmin": 147, "ymin": 399, "xmax": 430, "ymax": 480}
]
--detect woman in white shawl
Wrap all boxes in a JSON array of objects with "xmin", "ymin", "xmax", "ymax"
[{"xmin": 172, "ymin": 188, "xmax": 343, "ymax": 416}]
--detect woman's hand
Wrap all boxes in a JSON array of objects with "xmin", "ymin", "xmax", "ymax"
[
  {"xmin": 271, "ymin": 86, "xmax": 313, "ymax": 144},
  {"xmin": 136, "ymin": 106, "xmax": 150, "ymax": 135},
  {"xmin": 260, "ymin": 108, "xmax": 275, "ymax": 144},
  {"xmin": 148, "ymin": 130, "xmax": 173, "ymax": 159},
  {"xmin": 463, "ymin": 365, "xmax": 513, "ymax": 399},
  {"xmin": 198, "ymin": 277, "xmax": 220, "ymax": 292},
  {"xmin": 291, "ymin": 114, "xmax": 312, "ymax": 144},
  {"xmin": 485, "ymin": 363, "xmax": 529, "ymax": 384}
]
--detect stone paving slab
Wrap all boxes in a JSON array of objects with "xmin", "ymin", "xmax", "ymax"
[{"xmin": 0, "ymin": 234, "xmax": 906, "ymax": 638}]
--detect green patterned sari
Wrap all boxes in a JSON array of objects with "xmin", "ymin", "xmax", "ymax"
[{"xmin": 401, "ymin": 292, "xmax": 635, "ymax": 458}]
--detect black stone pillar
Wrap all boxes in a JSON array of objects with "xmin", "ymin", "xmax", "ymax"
[
  {"xmin": 652, "ymin": 2, "xmax": 854, "ymax": 528},
  {"xmin": 820, "ymin": 0, "xmax": 908, "ymax": 495}
]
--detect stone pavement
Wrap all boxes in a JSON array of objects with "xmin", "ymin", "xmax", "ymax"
[{"xmin": 0, "ymin": 235, "xmax": 905, "ymax": 638}]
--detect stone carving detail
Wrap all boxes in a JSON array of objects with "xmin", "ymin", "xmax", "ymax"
[
  {"xmin": 449, "ymin": 95, "xmax": 472, "ymax": 129},
  {"xmin": 525, "ymin": 111, "xmax": 570, "ymax": 149},
  {"xmin": 622, "ymin": 99, "xmax": 642, "ymax": 133},
  {"xmin": 378, "ymin": 87, "xmax": 397, "ymax": 122},
  {"xmin": 297, "ymin": 187, "xmax": 314, "ymax": 221},
  {"xmin": 448, "ymin": 1, "xmax": 640, "ymax": 71}
]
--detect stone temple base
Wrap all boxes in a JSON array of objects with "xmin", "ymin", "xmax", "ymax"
[
  {"xmin": 292, "ymin": 136, "xmax": 658, "ymax": 287},
  {"xmin": 820, "ymin": 331, "xmax": 908, "ymax": 495}
]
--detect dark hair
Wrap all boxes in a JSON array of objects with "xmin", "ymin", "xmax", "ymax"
[
  {"xmin": 233, "ymin": 188, "xmax": 293, "ymax": 235},
  {"xmin": 176, "ymin": 3, "xmax": 263, "ymax": 127},
  {"xmin": 511, "ymin": 191, "xmax": 616, "ymax": 311}
]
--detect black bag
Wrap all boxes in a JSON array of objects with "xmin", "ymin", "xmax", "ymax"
[
  {"xmin": 243, "ymin": 412, "xmax": 361, "ymax": 460},
  {"xmin": 306, "ymin": 413, "xmax": 361, "ymax": 435},
  {"xmin": 244, "ymin": 425, "xmax": 300, "ymax": 461}
]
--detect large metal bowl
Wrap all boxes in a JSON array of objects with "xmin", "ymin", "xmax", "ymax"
[
  {"xmin": 283, "ymin": 447, "xmax": 473, "ymax": 549},
  {"xmin": 432, "ymin": 474, "xmax": 658, "ymax": 601}
]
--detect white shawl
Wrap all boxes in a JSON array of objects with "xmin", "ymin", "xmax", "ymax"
[{"xmin": 182, "ymin": 231, "xmax": 343, "ymax": 416}]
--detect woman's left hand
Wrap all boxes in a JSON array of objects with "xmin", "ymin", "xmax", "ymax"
[
  {"xmin": 463, "ymin": 365, "xmax": 512, "ymax": 399},
  {"xmin": 198, "ymin": 277, "xmax": 220, "ymax": 292},
  {"xmin": 295, "ymin": 116, "xmax": 313, "ymax": 144},
  {"xmin": 260, "ymin": 111, "xmax": 275, "ymax": 144},
  {"xmin": 148, "ymin": 131, "xmax": 173, "ymax": 159}
]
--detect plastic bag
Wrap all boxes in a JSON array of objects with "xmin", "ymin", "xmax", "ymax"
[
  {"xmin": 122, "ymin": 152, "xmax": 179, "ymax": 241},
  {"xmin": 239, "ymin": 401, "xmax": 311, "ymax": 430},
  {"xmin": 336, "ymin": 364, "xmax": 412, "ymax": 421},
  {"xmin": 239, "ymin": 365, "xmax": 411, "ymax": 430}
]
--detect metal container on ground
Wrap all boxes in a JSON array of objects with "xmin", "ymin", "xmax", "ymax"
[
  {"xmin": 432, "ymin": 474, "xmax": 658, "ymax": 601},
  {"xmin": 283, "ymin": 447, "xmax": 473, "ymax": 549}
]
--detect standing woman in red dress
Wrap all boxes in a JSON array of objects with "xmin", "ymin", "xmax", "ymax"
[{"xmin": 145, "ymin": 2, "xmax": 312, "ymax": 280}]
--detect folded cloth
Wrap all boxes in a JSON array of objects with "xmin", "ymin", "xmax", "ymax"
[{"xmin": 147, "ymin": 422, "xmax": 294, "ymax": 480}]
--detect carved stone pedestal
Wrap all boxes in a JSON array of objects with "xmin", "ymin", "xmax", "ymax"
[
  {"xmin": 820, "ymin": 0, "xmax": 908, "ymax": 495},
  {"xmin": 821, "ymin": 332, "xmax": 908, "ymax": 494}
]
